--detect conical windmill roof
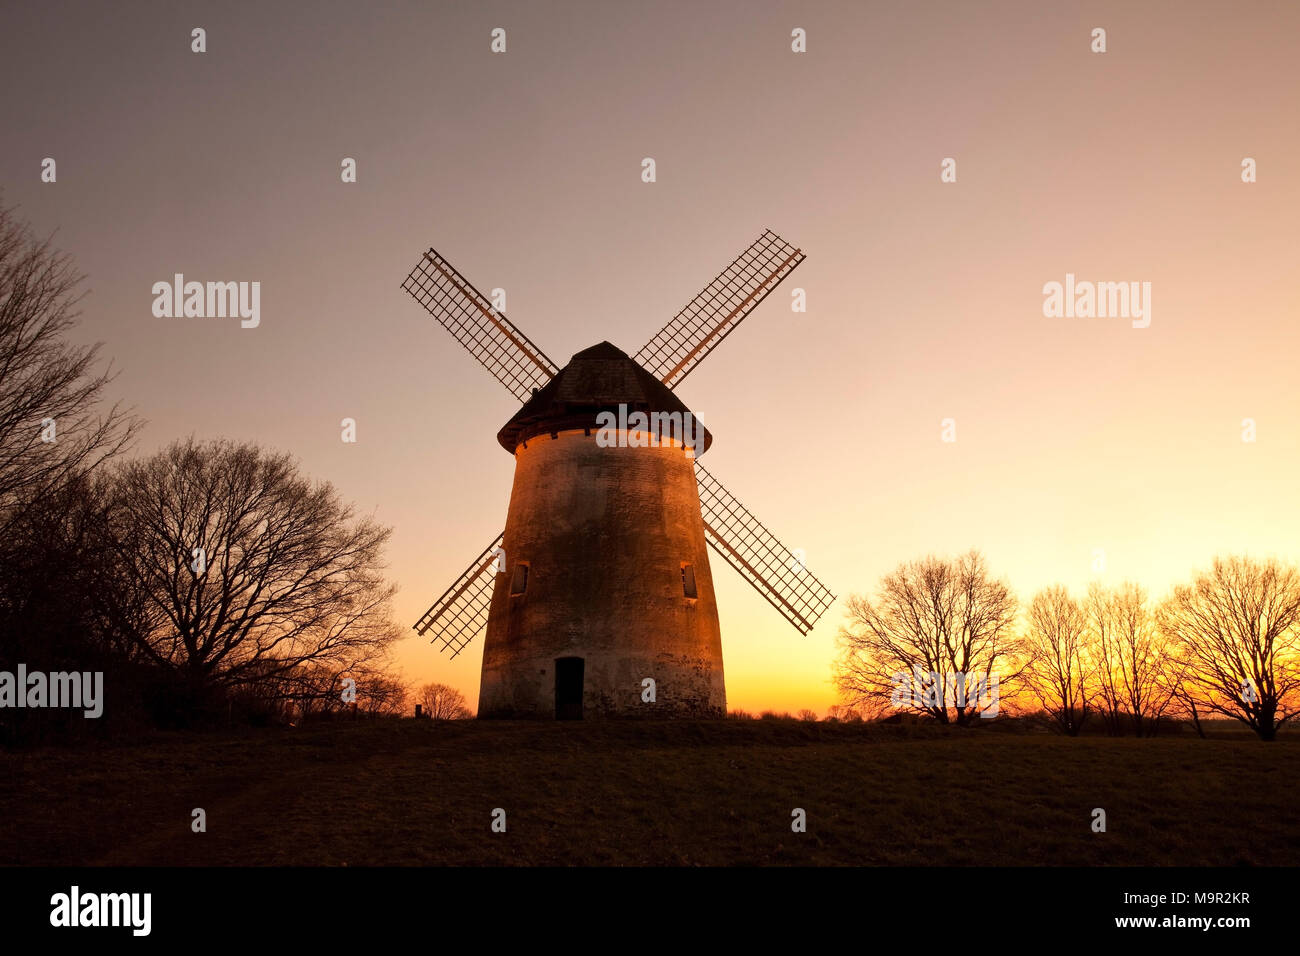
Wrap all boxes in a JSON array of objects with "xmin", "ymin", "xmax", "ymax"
[{"xmin": 496, "ymin": 341, "xmax": 712, "ymax": 454}]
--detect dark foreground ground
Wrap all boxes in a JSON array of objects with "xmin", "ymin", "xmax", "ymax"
[{"xmin": 1, "ymin": 719, "xmax": 1295, "ymax": 866}]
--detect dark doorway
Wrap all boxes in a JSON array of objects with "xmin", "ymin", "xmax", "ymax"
[{"xmin": 555, "ymin": 657, "xmax": 584, "ymax": 720}]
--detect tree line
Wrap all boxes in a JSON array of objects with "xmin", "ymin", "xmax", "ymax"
[
  {"xmin": 0, "ymin": 201, "xmax": 432, "ymax": 743},
  {"xmin": 833, "ymin": 550, "xmax": 1300, "ymax": 740}
]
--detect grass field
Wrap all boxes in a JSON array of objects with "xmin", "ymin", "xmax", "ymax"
[{"xmin": 2, "ymin": 718, "xmax": 1295, "ymax": 866}]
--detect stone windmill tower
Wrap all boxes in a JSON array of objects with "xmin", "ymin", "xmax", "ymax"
[{"xmin": 404, "ymin": 230, "xmax": 835, "ymax": 718}]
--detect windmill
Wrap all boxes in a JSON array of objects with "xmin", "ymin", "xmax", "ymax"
[{"xmin": 404, "ymin": 229, "xmax": 835, "ymax": 718}]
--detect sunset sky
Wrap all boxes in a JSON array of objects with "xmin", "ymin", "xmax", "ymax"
[{"xmin": 3, "ymin": 0, "xmax": 1298, "ymax": 714}]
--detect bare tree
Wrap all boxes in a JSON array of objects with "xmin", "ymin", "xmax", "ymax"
[
  {"xmin": 418, "ymin": 682, "xmax": 472, "ymax": 719},
  {"xmin": 826, "ymin": 704, "xmax": 863, "ymax": 723},
  {"xmin": 359, "ymin": 675, "xmax": 408, "ymax": 716},
  {"xmin": 1158, "ymin": 556, "xmax": 1300, "ymax": 741},
  {"xmin": 1163, "ymin": 650, "xmax": 1208, "ymax": 738},
  {"xmin": 1021, "ymin": 586, "xmax": 1092, "ymax": 735},
  {"xmin": 0, "ymin": 201, "xmax": 136, "ymax": 537},
  {"xmin": 1086, "ymin": 585, "xmax": 1126, "ymax": 734},
  {"xmin": 272, "ymin": 663, "xmax": 408, "ymax": 719},
  {"xmin": 1086, "ymin": 583, "xmax": 1177, "ymax": 736},
  {"xmin": 102, "ymin": 438, "xmax": 403, "ymax": 711},
  {"xmin": 834, "ymin": 550, "xmax": 1022, "ymax": 725}
]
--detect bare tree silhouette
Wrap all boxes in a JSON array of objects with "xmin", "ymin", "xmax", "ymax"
[
  {"xmin": 0, "ymin": 203, "xmax": 139, "ymax": 742},
  {"xmin": 418, "ymin": 682, "xmax": 472, "ymax": 719},
  {"xmin": 101, "ymin": 438, "xmax": 402, "ymax": 715},
  {"xmin": 1022, "ymin": 586, "xmax": 1091, "ymax": 735},
  {"xmin": 266, "ymin": 662, "xmax": 408, "ymax": 721},
  {"xmin": 834, "ymin": 550, "xmax": 1022, "ymax": 725},
  {"xmin": 1158, "ymin": 556, "xmax": 1300, "ymax": 741},
  {"xmin": 0, "ymin": 200, "xmax": 136, "ymax": 537},
  {"xmin": 1086, "ymin": 583, "xmax": 1178, "ymax": 736},
  {"xmin": 358, "ymin": 674, "xmax": 408, "ymax": 716}
]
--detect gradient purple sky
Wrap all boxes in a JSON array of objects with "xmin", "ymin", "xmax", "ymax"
[{"xmin": 3, "ymin": 0, "xmax": 1298, "ymax": 713}]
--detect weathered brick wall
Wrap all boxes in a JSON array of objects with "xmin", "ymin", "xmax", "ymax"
[{"xmin": 479, "ymin": 429, "xmax": 726, "ymax": 718}]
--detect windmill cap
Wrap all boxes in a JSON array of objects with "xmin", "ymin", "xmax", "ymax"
[{"xmin": 496, "ymin": 341, "xmax": 712, "ymax": 454}]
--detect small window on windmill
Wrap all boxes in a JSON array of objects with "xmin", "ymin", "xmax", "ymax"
[
  {"xmin": 681, "ymin": 563, "xmax": 697, "ymax": 599},
  {"xmin": 511, "ymin": 562, "xmax": 529, "ymax": 595}
]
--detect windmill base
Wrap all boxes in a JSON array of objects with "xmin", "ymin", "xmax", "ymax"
[{"xmin": 479, "ymin": 650, "xmax": 725, "ymax": 720}]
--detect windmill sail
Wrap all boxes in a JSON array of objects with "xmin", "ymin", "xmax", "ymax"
[
  {"xmin": 415, "ymin": 532, "xmax": 506, "ymax": 658},
  {"xmin": 403, "ymin": 248, "xmax": 559, "ymax": 402},
  {"xmin": 635, "ymin": 229, "xmax": 805, "ymax": 389},
  {"xmin": 695, "ymin": 464, "xmax": 835, "ymax": 635}
]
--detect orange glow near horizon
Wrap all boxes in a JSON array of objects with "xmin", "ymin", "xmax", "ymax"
[{"xmin": 4, "ymin": 2, "xmax": 1298, "ymax": 715}]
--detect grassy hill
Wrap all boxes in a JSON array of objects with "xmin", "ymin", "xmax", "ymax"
[{"xmin": 2, "ymin": 718, "xmax": 1294, "ymax": 866}]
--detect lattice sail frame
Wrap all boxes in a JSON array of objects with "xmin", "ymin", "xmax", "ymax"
[
  {"xmin": 635, "ymin": 229, "xmax": 806, "ymax": 389},
  {"xmin": 403, "ymin": 248, "xmax": 559, "ymax": 403},
  {"xmin": 695, "ymin": 463, "xmax": 836, "ymax": 635},
  {"xmin": 414, "ymin": 533, "xmax": 505, "ymax": 658},
  {"xmin": 409, "ymin": 232, "xmax": 836, "ymax": 653}
]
